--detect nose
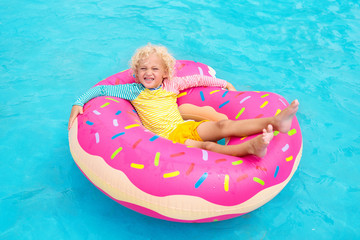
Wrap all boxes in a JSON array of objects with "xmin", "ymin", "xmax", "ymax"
[{"xmin": 145, "ymin": 69, "xmax": 152, "ymax": 76}]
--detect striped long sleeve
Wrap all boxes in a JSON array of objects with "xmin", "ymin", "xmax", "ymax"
[
  {"xmin": 73, "ymin": 84, "xmax": 144, "ymax": 106},
  {"xmin": 163, "ymin": 75, "xmax": 228, "ymax": 94}
]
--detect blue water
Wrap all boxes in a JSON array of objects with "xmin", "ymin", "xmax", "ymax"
[{"xmin": 1, "ymin": 0, "xmax": 359, "ymax": 239}]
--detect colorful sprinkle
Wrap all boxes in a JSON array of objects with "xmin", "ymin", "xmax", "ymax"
[
  {"xmin": 217, "ymin": 138, "xmax": 226, "ymax": 145},
  {"xmin": 274, "ymin": 166, "xmax": 279, "ymax": 178},
  {"xmin": 95, "ymin": 132, "xmax": 100, "ymax": 143},
  {"xmin": 219, "ymin": 100, "xmax": 230, "ymax": 108},
  {"xmin": 288, "ymin": 129, "xmax": 297, "ymax": 136},
  {"xmin": 93, "ymin": 110, "xmax": 101, "ymax": 115},
  {"xmin": 275, "ymin": 109, "xmax": 281, "ymax": 116},
  {"xmin": 256, "ymin": 166, "xmax": 267, "ymax": 171},
  {"xmin": 84, "ymin": 105, "xmax": 91, "ymax": 112},
  {"xmin": 235, "ymin": 107, "xmax": 245, "ymax": 119},
  {"xmin": 253, "ymin": 177, "xmax": 265, "ymax": 186},
  {"xmin": 113, "ymin": 119, "xmax": 119, "ymax": 127},
  {"xmin": 208, "ymin": 66, "xmax": 216, "ymax": 77},
  {"xmin": 111, "ymin": 132, "xmax": 125, "ymax": 139},
  {"xmin": 202, "ymin": 150, "xmax": 208, "ymax": 161},
  {"xmin": 170, "ymin": 152, "xmax": 185, "ymax": 157},
  {"xmin": 237, "ymin": 174, "xmax": 248, "ymax": 182},
  {"xmin": 224, "ymin": 174, "xmax": 230, "ymax": 192},
  {"xmin": 177, "ymin": 63, "xmax": 185, "ymax": 71},
  {"xmin": 198, "ymin": 67, "xmax": 204, "ymax": 76},
  {"xmin": 279, "ymin": 98, "xmax": 287, "ymax": 106},
  {"xmin": 186, "ymin": 163, "xmax": 195, "ymax": 175},
  {"xmin": 232, "ymin": 160, "xmax": 243, "ymax": 165},
  {"xmin": 106, "ymin": 97, "xmax": 119, "ymax": 103},
  {"xmin": 131, "ymin": 163, "xmax": 144, "ymax": 169},
  {"xmin": 132, "ymin": 139, "xmax": 142, "ymax": 149},
  {"xmin": 177, "ymin": 92, "xmax": 187, "ymax": 98},
  {"xmin": 115, "ymin": 110, "xmax": 122, "ymax": 115},
  {"xmin": 200, "ymin": 91, "xmax": 205, "ymax": 101},
  {"xmin": 240, "ymin": 136, "xmax": 247, "ymax": 140},
  {"xmin": 101, "ymin": 102, "xmax": 110, "ymax": 108},
  {"xmin": 261, "ymin": 94, "xmax": 269, "ymax": 98},
  {"xmin": 86, "ymin": 121, "xmax": 94, "ymax": 125},
  {"xmin": 286, "ymin": 155, "xmax": 294, "ymax": 161},
  {"xmin": 255, "ymin": 114, "xmax": 264, "ymax": 118},
  {"xmin": 111, "ymin": 147, "xmax": 123, "ymax": 159},
  {"xmin": 274, "ymin": 131, "xmax": 280, "ymax": 136},
  {"xmin": 282, "ymin": 144, "xmax": 289, "ymax": 152},
  {"xmin": 260, "ymin": 101, "xmax": 268, "ymax": 108},
  {"xmin": 210, "ymin": 90, "xmax": 220, "ymax": 94},
  {"xmin": 125, "ymin": 124, "xmax": 140, "ymax": 129},
  {"xmin": 240, "ymin": 96, "xmax": 251, "ymax": 104},
  {"xmin": 163, "ymin": 171, "xmax": 180, "ymax": 178},
  {"xmin": 195, "ymin": 172, "xmax": 208, "ymax": 188},
  {"xmin": 222, "ymin": 91, "xmax": 229, "ymax": 97},
  {"xmin": 215, "ymin": 158, "xmax": 227, "ymax": 164},
  {"xmin": 154, "ymin": 152, "xmax": 160, "ymax": 166},
  {"xmin": 149, "ymin": 135, "xmax": 160, "ymax": 141}
]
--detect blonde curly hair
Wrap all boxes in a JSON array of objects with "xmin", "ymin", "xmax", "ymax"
[{"xmin": 130, "ymin": 43, "xmax": 176, "ymax": 81}]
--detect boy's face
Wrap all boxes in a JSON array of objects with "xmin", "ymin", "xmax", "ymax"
[{"xmin": 137, "ymin": 53, "xmax": 168, "ymax": 89}]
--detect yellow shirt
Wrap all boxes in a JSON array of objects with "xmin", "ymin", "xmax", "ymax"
[{"xmin": 132, "ymin": 88, "xmax": 184, "ymax": 138}]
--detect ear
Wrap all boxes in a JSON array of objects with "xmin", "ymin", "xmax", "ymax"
[
  {"xmin": 133, "ymin": 70, "xmax": 140, "ymax": 83},
  {"xmin": 162, "ymin": 70, "xmax": 169, "ymax": 80}
]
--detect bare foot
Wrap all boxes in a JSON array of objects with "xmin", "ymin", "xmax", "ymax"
[
  {"xmin": 274, "ymin": 100, "xmax": 299, "ymax": 133},
  {"xmin": 248, "ymin": 125, "xmax": 274, "ymax": 158}
]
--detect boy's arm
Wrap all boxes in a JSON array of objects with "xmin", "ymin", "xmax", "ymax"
[
  {"xmin": 68, "ymin": 105, "xmax": 83, "ymax": 130},
  {"xmin": 174, "ymin": 75, "xmax": 232, "ymax": 91},
  {"xmin": 68, "ymin": 84, "xmax": 142, "ymax": 130},
  {"xmin": 73, "ymin": 84, "xmax": 141, "ymax": 106},
  {"xmin": 225, "ymin": 82, "xmax": 236, "ymax": 91}
]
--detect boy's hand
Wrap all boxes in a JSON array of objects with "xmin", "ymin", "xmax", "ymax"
[
  {"xmin": 68, "ymin": 105, "xmax": 84, "ymax": 130},
  {"xmin": 225, "ymin": 82, "xmax": 236, "ymax": 91}
]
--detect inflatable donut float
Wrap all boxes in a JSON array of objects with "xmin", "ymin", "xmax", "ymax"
[{"xmin": 68, "ymin": 60, "xmax": 302, "ymax": 222}]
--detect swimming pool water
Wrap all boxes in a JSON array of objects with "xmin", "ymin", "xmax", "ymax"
[{"xmin": 1, "ymin": 0, "xmax": 359, "ymax": 239}]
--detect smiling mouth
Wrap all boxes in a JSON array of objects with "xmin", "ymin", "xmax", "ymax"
[{"xmin": 144, "ymin": 78, "xmax": 154, "ymax": 83}]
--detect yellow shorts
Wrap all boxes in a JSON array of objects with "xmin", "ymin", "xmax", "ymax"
[{"xmin": 168, "ymin": 121, "xmax": 207, "ymax": 144}]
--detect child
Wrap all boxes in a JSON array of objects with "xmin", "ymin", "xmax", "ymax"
[{"xmin": 68, "ymin": 44, "xmax": 299, "ymax": 158}]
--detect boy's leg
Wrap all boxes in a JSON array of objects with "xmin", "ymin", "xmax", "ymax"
[
  {"xmin": 196, "ymin": 118, "xmax": 273, "ymax": 142},
  {"xmin": 196, "ymin": 99, "xmax": 299, "ymax": 142},
  {"xmin": 185, "ymin": 125, "xmax": 274, "ymax": 157}
]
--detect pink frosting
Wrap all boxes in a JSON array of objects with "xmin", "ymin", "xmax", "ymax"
[{"xmin": 74, "ymin": 60, "xmax": 302, "ymax": 221}]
